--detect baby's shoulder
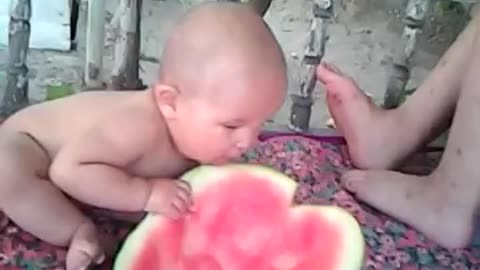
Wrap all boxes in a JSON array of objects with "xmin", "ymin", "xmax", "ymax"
[{"xmin": 97, "ymin": 106, "xmax": 167, "ymax": 146}]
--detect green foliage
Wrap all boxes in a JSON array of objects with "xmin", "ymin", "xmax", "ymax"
[
  {"xmin": 434, "ymin": 0, "xmax": 476, "ymax": 14},
  {"xmin": 46, "ymin": 83, "xmax": 74, "ymax": 101}
]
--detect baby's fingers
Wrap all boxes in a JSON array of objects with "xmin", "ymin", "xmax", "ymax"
[
  {"xmin": 176, "ymin": 179, "xmax": 192, "ymax": 194},
  {"xmin": 321, "ymin": 62, "xmax": 343, "ymax": 75},
  {"xmin": 176, "ymin": 180, "xmax": 195, "ymax": 211},
  {"xmin": 169, "ymin": 196, "xmax": 191, "ymax": 219}
]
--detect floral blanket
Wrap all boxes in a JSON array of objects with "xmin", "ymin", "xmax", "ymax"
[{"xmin": 0, "ymin": 135, "xmax": 479, "ymax": 269}]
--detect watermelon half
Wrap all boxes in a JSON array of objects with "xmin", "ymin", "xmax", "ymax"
[{"xmin": 113, "ymin": 164, "xmax": 365, "ymax": 270}]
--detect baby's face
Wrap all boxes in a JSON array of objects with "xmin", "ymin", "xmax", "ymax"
[{"xmin": 169, "ymin": 78, "xmax": 285, "ymax": 165}]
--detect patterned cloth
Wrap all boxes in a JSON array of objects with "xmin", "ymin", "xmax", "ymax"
[{"xmin": 0, "ymin": 135, "xmax": 479, "ymax": 269}]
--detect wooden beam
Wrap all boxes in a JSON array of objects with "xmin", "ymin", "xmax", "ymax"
[
  {"xmin": 84, "ymin": 0, "xmax": 106, "ymax": 89},
  {"xmin": 2, "ymin": 0, "xmax": 31, "ymax": 117},
  {"xmin": 110, "ymin": 0, "xmax": 145, "ymax": 90},
  {"xmin": 288, "ymin": 0, "xmax": 332, "ymax": 132},
  {"xmin": 383, "ymin": 0, "xmax": 430, "ymax": 109}
]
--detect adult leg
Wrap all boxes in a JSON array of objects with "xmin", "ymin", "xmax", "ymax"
[
  {"xmin": 342, "ymin": 19, "xmax": 480, "ymax": 249},
  {"xmin": 0, "ymin": 132, "xmax": 104, "ymax": 270},
  {"xmin": 317, "ymin": 11, "xmax": 480, "ymax": 169}
]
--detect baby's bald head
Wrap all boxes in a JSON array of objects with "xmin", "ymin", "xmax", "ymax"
[
  {"xmin": 154, "ymin": 2, "xmax": 287, "ymax": 164},
  {"xmin": 156, "ymin": 2, "xmax": 286, "ymax": 99}
]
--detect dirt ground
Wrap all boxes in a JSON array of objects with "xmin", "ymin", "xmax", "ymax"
[{"xmin": 0, "ymin": 0, "xmax": 470, "ymax": 128}]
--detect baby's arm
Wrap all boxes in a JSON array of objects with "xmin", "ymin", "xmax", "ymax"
[
  {"xmin": 50, "ymin": 116, "xmax": 155, "ymax": 212},
  {"xmin": 50, "ymin": 115, "xmax": 192, "ymax": 216}
]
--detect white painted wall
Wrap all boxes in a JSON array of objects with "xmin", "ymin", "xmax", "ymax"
[{"xmin": 0, "ymin": 0, "xmax": 71, "ymax": 50}]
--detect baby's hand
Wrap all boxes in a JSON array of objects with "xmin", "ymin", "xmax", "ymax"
[{"xmin": 144, "ymin": 179, "xmax": 195, "ymax": 219}]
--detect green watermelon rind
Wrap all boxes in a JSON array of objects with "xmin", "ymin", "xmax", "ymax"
[
  {"xmin": 113, "ymin": 163, "xmax": 365, "ymax": 270},
  {"xmin": 182, "ymin": 163, "xmax": 298, "ymax": 201}
]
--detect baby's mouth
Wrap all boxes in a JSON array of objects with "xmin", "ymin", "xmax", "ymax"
[{"xmin": 211, "ymin": 155, "xmax": 235, "ymax": 165}]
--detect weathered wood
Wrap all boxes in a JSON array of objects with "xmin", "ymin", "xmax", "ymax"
[
  {"xmin": 70, "ymin": 0, "xmax": 80, "ymax": 50},
  {"xmin": 180, "ymin": 0, "xmax": 272, "ymax": 16},
  {"xmin": 237, "ymin": 0, "xmax": 272, "ymax": 16},
  {"xmin": 383, "ymin": 0, "xmax": 430, "ymax": 109},
  {"xmin": 84, "ymin": 0, "xmax": 106, "ymax": 90},
  {"xmin": 288, "ymin": 0, "xmax": 332, "ymax": 132},
  {"xmin": 110, "ymin": 0, "xmax": 145, "ymax": 90},
  {"xmin": 249, "ymin": 0, "xmax": 272, "ymax": 16},
  {"xmin": 2, "ymin": 0, "xmax": 31, "ymax": 117}
]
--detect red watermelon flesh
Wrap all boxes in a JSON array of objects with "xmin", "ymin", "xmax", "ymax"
[{"xmin": 113, "ymin": 164, "xmax": 365, "ymax": 270}]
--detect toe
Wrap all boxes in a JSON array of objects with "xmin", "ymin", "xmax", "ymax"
[
  {"xmin": 316, "ymin": 62, "xmax": 359, "ymax": 92},
  {"xmin": 340, "ymin": 170, "xmax": 387, "ymax": 210},
  {"xmin": 66, "ymin": 240, "xmax": 105, "ymax": 270},
  {"xmin": 316, "ymin": 62, "xmax": 344, "ymax": 86},
  {"xmin": 340, "ymin": 169, "xmax": 414, "ymax": 213},
  {"xmin": 66, "ymin": 249, "xmax": 93, "ymax": 270},
  {"xmin": 341, "ymin": 170, "xmax": 367, "ymax": 193},
  {"xmin": 67, "ymin": 221, "xmax": 104, "ymax": 270}
]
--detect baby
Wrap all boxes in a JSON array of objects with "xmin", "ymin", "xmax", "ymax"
[{"xmin": 0, "ymin": 3, "xmax": 286, "ymax": 270}]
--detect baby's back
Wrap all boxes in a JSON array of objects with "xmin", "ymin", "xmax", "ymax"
[{"xmin": 1, "ymin": 91, "xmax": 138, "ymax": 158}]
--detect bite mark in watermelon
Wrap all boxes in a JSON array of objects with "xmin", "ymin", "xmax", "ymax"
[{"xmin": 114, "ymin": 164, "xmax": 365, "ymax": 270}]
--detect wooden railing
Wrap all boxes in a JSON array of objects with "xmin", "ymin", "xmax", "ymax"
[
  {"xmin": 2, "ymin": 0, "xmax": 471, "ymax": 140},
  {"xmin": 2, "ymin": 0, "xmax": 31, "ymax": 117}
]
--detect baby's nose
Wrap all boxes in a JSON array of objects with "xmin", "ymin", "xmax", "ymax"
[{"xmin": 236, "ymin": 133, "xmax": 259, "ymax": 151}]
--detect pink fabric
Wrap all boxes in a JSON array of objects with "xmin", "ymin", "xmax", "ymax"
[{"xmin": 0, "ymin": 135, "xmax": 477, "ymax": 269}]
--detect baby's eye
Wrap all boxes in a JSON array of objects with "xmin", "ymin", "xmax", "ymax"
[
  {"xmin": 223, "ymin": 123, "xmax": 239, "ymax": 130},
  {"xmin": 221, "ymin": 119, "xmax": 245, "ymax": 130}
]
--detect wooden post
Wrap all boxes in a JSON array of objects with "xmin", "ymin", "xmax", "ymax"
[
  {"xmin": 249, "ymin": 0, "xmax": 272, "ymax": 16},
  {"xmin": 110, "ymin": 0, "xmax": 145, "ymax": 90},
  {"xmin": 288, "ymin": 0, "xmax": 332, "ymax": 132},
  {"xmin": 237, "ymin": 0, "xmax": 272, "ymax": 16},
  {"xmin": 2, "ymin": 0, "xmax": 31, "ymax": 117},
  {"xmin": 84, "ymin": 0, "xmax": 106, "ymax": 89},
  {"xmin": 383, "ymin": 0, "xmax": 430, "ymax": 109},
  {"xmin": 70, "ymin": 0, "xmax": 80, "ymax": 50}
]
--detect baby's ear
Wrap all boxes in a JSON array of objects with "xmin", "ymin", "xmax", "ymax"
[{"xmin": 152, "ymin": 83, "xmax": 180, "ymax": 120}]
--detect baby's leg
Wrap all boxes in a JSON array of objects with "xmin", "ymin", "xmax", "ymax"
[
  {"xmin": 0, "ymin": 132, "xmax": 104, "ymax": 270},
  {"xmin": 342, "ymin": 22, "xmax": 480, "ymax": 249}
]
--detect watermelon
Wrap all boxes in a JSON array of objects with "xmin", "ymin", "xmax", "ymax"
[{"xmin": 113, "ymin": 164, "xmax": 365, "ymax": 270}]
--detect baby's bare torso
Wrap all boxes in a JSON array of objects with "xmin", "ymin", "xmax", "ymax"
[{"xmin": 2, "ymin": 90, "xmax": 193, "ymax": 179}]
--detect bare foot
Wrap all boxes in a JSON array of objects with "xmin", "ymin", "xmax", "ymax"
[
  {"xmin": 316, "ymin": 63, "xmax": 409, "ymax": 169},
  {"xmin": 342, "ymin": 169, "xmax": 474, "ymax": 249},
  {"xmin": 66, "ymin": 220, "xmax": 105, "ymax": 270}
]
